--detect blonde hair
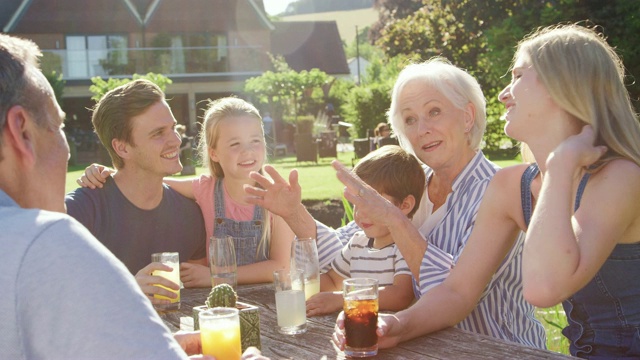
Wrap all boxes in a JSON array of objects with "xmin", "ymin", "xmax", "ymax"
[
  {"xmin": 515, "ymin": 24, "xmax": 640, "ymax": 167},
  {"xmin": 388, "ymin": 57, "xmax": 487, "ymax": 155},
  {"xmin": 197, "ymin": 97, "xmax": 271, "ymax": 261}
]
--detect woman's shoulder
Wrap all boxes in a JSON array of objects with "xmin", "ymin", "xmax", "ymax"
[
  {"xmin": 598, "ymin": 158, "xmax": 640, "ymax": 176},
  {"xmin": 493, "ymin": 163, "xmax": 532, "ymax": 182},
  {"xmin": 591, "ymin": 158, "xmax": 640, "ymax": 189},
  {"xmin": 486, "ymin": 163, "xmax": 533, "ymax": 198}
]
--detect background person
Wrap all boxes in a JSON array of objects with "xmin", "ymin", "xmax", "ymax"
[
  {"xmin": 372, "ymin": 122, "xmax": 393, "ymax": 149},
  {"xmin": 307, "ymin": 145, "xmax": 422, "ymax": 316},
  {"xmin": 65, "ymin": 79, "xmax": 207, "ymax": 305},
  {"xmin": 246, "ymin": 58, "xmax": 545, "ymax": 348}
]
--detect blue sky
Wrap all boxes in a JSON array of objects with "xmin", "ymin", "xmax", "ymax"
[{"xmin": 262, "ymin": 0, "xmax": 296, "ymax": 16}]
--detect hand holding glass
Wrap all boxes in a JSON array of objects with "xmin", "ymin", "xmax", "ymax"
[
  {"xmin": 290, "ymin": 237, "xmax": 320, "ymax": 300},
  {"xmin": 199, "ymin": 307, "xmax": 242, "ymax": 360},
  {"xmin": 210, "ymin": 236, "xmax": 238, "ymax": 289},
  {"xmin": 273, "ymin": 269, "xmax": 307, "ymax": 335},
  {"xmin": 343, "ymin": 278, "xmax": 379, "ymax": 357},
  {"xmin": 151, "ymin": 252, "xmax": 180, "ymax": 310}
]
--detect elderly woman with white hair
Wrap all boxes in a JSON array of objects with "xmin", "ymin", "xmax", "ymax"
[{"xmin": 245, "ymin": 57, "xmax": 545, "ymax": 348}]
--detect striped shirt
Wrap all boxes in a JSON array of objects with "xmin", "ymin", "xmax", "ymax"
[
  {"xmin": 316, "ymin": 151, "xmax": 546, "ymax": 348},
  {"xmin": 331, "ymin": 232, "xmax": 411, "ymax": 287}
]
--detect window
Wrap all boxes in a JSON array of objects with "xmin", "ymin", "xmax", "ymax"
[{"xmin": 65, "ymin": 35, "xmax": 127, "ymax": 78}]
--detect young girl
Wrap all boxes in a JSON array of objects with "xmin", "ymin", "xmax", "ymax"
[{"xmin": 81, "ymin": 97, "xmax": 295, "ymax": 287}]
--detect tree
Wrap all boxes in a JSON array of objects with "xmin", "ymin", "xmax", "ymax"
[
  {"xmin": 244, "ymin": 61, "xmax": 332, "ymax": 122},
  {"xmin": 89, "ymin": 73, "xmax": 172, "ymax": 102},
  {"xmin": 44, "ymin": 71, "xmax": 66, "ymax": 107},
  {"xmin": 370, "ymin": 0, "xmax": 426, "ymax": 43},
  {"xmin": 372, "ymin": 0, "xmax": 640, "ymax": 156},
  {"xmin": 342, "ymin": 54, "xmax": 412, "ymax": 137}
]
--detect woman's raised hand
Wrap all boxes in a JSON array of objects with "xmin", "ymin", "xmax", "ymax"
[
  {"xmin": 331, "ymin": 160, "xmax": 397, "ymax": 227},
  {"xmin": 548, "ymin": 125, "xmax": 608, "ymax": 171},
  {"xmin": 76, "ymin": 163, "xmax": 115, "ymax": 189}
]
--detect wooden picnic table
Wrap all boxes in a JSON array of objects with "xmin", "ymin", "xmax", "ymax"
[{"xmin": 160, "ymin": 284, "xmax": 573, "ymax": 359}]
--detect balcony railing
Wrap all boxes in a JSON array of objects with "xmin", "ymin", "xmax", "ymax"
[{"xmin": 41, "ymin": 45, "xmax": 268, "ymax": 80}]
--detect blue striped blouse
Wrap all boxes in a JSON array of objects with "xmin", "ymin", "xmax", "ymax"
[{"xmin": 315, "ymin": 151, "xmax": 546, "ymax": 348}]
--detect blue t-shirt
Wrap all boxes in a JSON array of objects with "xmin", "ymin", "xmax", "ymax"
[{"xmin": 65, "ymin": 177, "xmax": 206, "ymax": 274}]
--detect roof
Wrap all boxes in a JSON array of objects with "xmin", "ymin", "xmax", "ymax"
[
  {"xmin": 4, "ymin": 0, "xmax": 272, "ymax": 34},
  {"xmin": 1, "ymin": 0, "xmax": 29, "ymax": 33},
  {"xmin": 271, "ymin": 21, "xmax": 349, "ymax": 75},
  {"xmin": 8, "ymin": 0, "xmax": 141, "ymax": 33}
]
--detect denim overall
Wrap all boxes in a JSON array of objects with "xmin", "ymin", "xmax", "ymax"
[
  {"xmin": 522, "ymin": 163, "xmax": 640, "ymax": 359},
  {"xmin": 213, "ymin": 178, "xmax": 267, "ymax": 266}
]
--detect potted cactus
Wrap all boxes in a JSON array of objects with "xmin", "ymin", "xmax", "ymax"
[{"xmin": 193, "ymin": 284, "xmax": 261, "ymax": 351}]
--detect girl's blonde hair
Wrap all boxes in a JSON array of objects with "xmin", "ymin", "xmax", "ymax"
[
  {"xmin": 515, "ymin": 24, "xmax": 640, "ymax": 167},
  {"xmin": 198, "ymin": 97, "xmax": 271, "ymax": 260}
]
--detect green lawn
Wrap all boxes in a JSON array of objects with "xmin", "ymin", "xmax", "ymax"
[
  {"xmin": 66, "ymin": 152, "xmax": 520, "ymax": 198},
  {"xmin": 66, "ymin": 152, "xmax": 567, "ymax": 354}
]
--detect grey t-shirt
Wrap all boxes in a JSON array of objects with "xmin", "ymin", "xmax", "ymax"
[
  {"xmin": 65, "ymin": 177, "xmax": 206, "ymax": 274},
  {"xmin": 0, "ymin": 190, "xmax": 187, "ymax": 359}
]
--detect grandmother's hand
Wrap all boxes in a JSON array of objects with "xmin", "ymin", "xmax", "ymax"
[
  {"xmin": 331, "ymin": 160, "xmax": 398, "ymax": 227},
  {"xmin": 244, "ymin": 165, "xmax": 302, "ymax": 220}
]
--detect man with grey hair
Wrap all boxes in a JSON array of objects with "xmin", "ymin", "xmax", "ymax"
[{"xmin": 0, "ymin": 33, "xmax": 206, "ymax": 359}]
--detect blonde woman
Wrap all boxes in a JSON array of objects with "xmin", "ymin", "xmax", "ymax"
[{"xmin": 515, "ymin": 25, "xmax": 640, "ymax": 358}]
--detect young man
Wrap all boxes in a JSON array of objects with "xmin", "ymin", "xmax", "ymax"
[
  {"xmin": 0, "ymin": 33, "xmax": 200, "ymax": 359},
  {"xmin": 65, "ymin": 79, "xmax": 207, "ymax": 304}
]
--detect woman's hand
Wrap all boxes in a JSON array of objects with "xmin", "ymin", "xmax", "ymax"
[
  {"xmin": 547, "ymin": 125, "xmax": 607, "ymax": 171},
  {"xmin": 331, "ymin": 160, "xmax": 399, "ymax": 227},
  {"xmin": 332, "ymin": 312, "xmax": 403, "ymax": 351},
  {"xmin": 76, "ymin": 163, "xmax": 115, "ymax": 189},
  {"xmin": 180, "ymin": 263, "xmax": 211, "ymax": 288}
]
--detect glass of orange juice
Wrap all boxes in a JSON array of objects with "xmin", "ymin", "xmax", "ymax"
[
  {"xmin": 151, "ymin": 252, "xmax": 181, "ymax": 310},
  {"xmin": 199, "ymin": 307, "xmax": 241, "ymax": 360}
]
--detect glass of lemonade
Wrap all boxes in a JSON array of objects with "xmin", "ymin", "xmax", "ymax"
[
  {"xmin": 151, "ymin": 252, "xmax": 180, "ymax": 310},
  {"xmin": 273, "ymin": 269, "xmax": 307, "ymax": 335},
  {"xmin": 343, "ymin": 278, "xmax": 379, "ymax": 357},
  {"xmin": 199, "ymin": 307, "xmax": 242, "ymax": 360},
  {"xmin": 290, "ymin": 238, "xmax": 320, "ymax": 300}
]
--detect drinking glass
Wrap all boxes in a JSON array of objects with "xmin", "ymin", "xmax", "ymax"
[
  {"xmin": 210, "ymin": 236, "xmax": 237, "ymax": 290},
  {"xmin": 290, "ymin": 237, "xmax": 320, "ymax": 300},
  {"xmin": 343, "ymin": 278, "xmax": 379, "ymax": 357},
  {"xmin": 273, "ymin": 269, "xmax": 307, "ymax": 335},
  {"xmin": 151, "ymin": 252, "xmax": 181, "ymax": 310},
  {"xmin": 199, "ymin": 307, "xmax": 242, "ymax": 360}
]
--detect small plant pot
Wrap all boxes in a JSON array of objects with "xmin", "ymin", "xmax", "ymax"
[{"xmin": 193, "ymin": 302, "xmax": 261, "ymax": 351}]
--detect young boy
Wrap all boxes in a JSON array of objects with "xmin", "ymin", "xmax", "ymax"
[{"xmin": 306, "ymin": 145, "xmax": 425, "ymax": 316}]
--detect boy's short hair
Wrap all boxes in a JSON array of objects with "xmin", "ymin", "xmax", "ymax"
[{"xmin": 353, "ymin": 145, "xmax": 425, "ymax": 218}]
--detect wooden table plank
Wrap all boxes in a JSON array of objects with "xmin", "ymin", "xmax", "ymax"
[{"xmin": 159, "ymin": 285, "xmax": 574, "ymax": 359}]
